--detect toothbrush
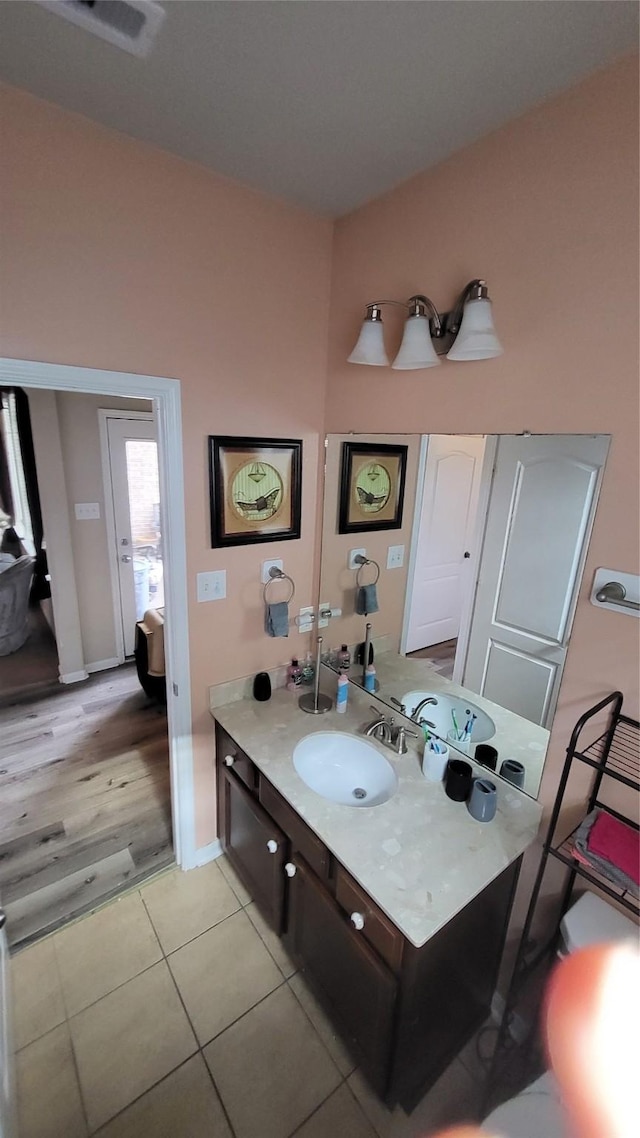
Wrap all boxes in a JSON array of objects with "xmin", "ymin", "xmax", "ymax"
[{"xmin": 451, "ymin": 709, "xmax": 461, "ymax": 740}]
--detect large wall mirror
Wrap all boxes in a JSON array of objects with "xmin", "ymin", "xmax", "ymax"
[{"xmin": 319, "ymin": 432, "xmax": 610, "ymax": 798}]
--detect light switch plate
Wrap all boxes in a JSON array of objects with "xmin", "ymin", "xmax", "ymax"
[
  {"xmin": 197, "ymin": 570, "xmax": 226, "ymax": 602},
  {"xmin": 387, "ymin": 544, "xmax": 405, "ymax": 569},
  {"xmin": 298, "ymin": 606, "xmax": 314, "ymax": 633},
  {"xmin": 75, "ymin": 502, "xmax": 100, "ymax": 520}
]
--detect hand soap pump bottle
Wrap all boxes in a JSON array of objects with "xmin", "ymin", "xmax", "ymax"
[
  {"xmin": 287, "ymin": 658, "xmax": 302, "ymax": 691},
  {"xmin": 336, "ymin": 671, "xmax": 349, "ymax": 713}
]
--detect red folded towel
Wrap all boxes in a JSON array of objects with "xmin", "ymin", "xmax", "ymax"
[{"xmin": 588, "ymin": 812, "xmax": 640, "ymax": 886}]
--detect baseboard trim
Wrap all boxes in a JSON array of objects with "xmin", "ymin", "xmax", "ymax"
[
  {"xmin": 86, "ymin": 656, "xmax": 122, "ymax": 674},
  {"xmin": 190, "ymin": 839, "xmax": 223, "ymax": 868},
  {"xmin": 59, "ymin": 669, "xmax": 90, "ymax": 684},
  {"xmin": 491, "ymin": 990, "xmax": 529, "ymax": 1044}
]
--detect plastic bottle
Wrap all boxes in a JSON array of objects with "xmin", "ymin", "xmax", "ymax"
[
  {"xmin": 336, "ymin": 672, "xmax": 349, "ymax": 713},
  {"xmin": 364, "ymin": 662, "xmax": 377, "ymax": 693},
  {"xmin": 337, "ymin": 644, "xmax": 351, "ymax": 672},
  {"xmin": 301, "ymin": 652, "xmax": 315, "ymax": 685},
  {"xmin": 287, "ymin": 658, "xmax": 302, "ymax": 691}
]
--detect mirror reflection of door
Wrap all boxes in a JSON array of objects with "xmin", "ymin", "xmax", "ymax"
[
  {"xmin": 104, "ymin": 415, "xmax": 163, "ymax": 658},
  {"xmin": 403, "ymin": 435, "xmax": 486, "ymax": 659},
  {"xmin": 462, "ymin": 434, "xmax": 609, "ymax": 728}
]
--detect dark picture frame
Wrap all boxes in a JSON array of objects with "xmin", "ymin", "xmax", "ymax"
[
  {"xmin": 338, "ymin": 441, "xmax": 408, "ymax": 534},
  {"xmin": 209, "ymin": 436, "xmax": 302, "ymax": 547}
]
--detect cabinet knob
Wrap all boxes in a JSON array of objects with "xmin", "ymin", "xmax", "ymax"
[
  {"xmin": 350, "ymin": 912, "xmax": 365, "ymax": 931},
  {"xmin": 284, "ymin": 862, "xmax": 297, "ymax": 878},
  {"xmin": 223, "ymin": 755, "xmax": 235, "ymax": 766},
  {"xmin": 266, "ymin": 839, "xmax": 278, "ymax": 854}
]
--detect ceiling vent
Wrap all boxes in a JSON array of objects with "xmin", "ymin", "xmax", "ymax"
[{"xmin": 36, "ymin": 1, "xmax": 166, "ymax": 57}]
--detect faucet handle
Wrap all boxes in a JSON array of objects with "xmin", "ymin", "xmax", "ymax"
[
  {"xmin": 394, "ymin": 725, "xmax": 419, "ymax": 754},
  {"xmin": 390, "ymin": 697, "xmax": 406, "ymax": 715}
]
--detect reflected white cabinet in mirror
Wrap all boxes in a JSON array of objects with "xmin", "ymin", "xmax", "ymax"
[{"xmin": 319, "ymin": 433, "xmax": 610, "ymax": 799}]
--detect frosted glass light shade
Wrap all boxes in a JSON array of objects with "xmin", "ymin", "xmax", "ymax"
[
  {"xmin": 446, "ymin": 298, "xmax": 503, "ymax": 361},
  {"xmin": 391, "ymin": 315, "xmax": 440, "ymax": 369},
  {"xmin": 348, "ymin": 320, "xmax": 389, "ymax": 366}
]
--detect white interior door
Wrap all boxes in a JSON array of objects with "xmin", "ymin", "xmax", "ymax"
[
  {"xmin": 105, "ymin": 415, "xmax": 161, "ymax": 658},
  {"xmin": 463, "ymin": 434, "xmax": 609, "ymax": 726},
  {"xmin": 404, "ymin": 435, "xmax": 486, "ymax": 652},
  {"xmin": 0, "ymin": 907, "xmax": 15, "ymax": 1138}
]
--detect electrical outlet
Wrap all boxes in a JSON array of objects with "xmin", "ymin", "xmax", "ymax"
[
  {"xmin": 298, "ymin": 606, "xmax": 314, "ymax": 633},
  {"xmin": 75, "ymin": 502, "xmax": 100, "ymax": 520},
  {"xmin": 197, "ymin": 570, "xmax": 226, "ymax": 602},
  {"xmin": 387, "ymin": 544, "xmax": 405, "ymax": 569}
]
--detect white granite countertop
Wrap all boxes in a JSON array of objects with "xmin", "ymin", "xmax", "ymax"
[
  {"xmin": 340, "ymin": 652, "xmax": 550, "ymax": 799},
  {"xmin": 212, "ymin": 683, "xmax": 542, "ymax": 949}
]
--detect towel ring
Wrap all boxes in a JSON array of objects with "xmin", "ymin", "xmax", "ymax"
[
  {"xmin": 263, "ymin": 566, "xmax": 295, "ymax": 605},
  {"xmin": 355, "ymin": 555, "xmax": 380, "ymax": 588}
]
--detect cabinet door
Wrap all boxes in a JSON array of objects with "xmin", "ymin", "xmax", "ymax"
[
  {"xmin": 286, "ymin": 857, "xmax": 397, "ymax": 1090},
  {"xmin": 220, "ymin": 767, "xmax": 287, "ymax": 933}
]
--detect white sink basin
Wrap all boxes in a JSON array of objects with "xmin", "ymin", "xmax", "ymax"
[
  {"xmin": 401, "ymin": 691, "xmax": 495, "ymax": 745},
  {"xmin": 293, "ymin": 732, "xmax": 398, "ymax": 807}
]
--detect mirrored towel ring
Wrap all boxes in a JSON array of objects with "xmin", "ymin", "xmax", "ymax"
[
  {"xmin": 354, "ymin": 554, "xmax": 380, "ymax": 587},
  {"xmin": 263, "ymin": 565, "xmax": 295, "ymax": 605}
]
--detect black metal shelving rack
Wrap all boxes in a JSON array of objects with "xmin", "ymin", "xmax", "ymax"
[{"xmin": 485, "ymin": 691, "xmax": 639, "ymax": 1106}]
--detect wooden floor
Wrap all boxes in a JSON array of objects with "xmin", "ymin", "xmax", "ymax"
[
  {"xmin": 0, "ymin": 664, "xmax": 173, "ymax": 949},
  {"xmin": 0, "ymin": 603, "xmax": 60, "ymax": 704},
  {"xmin": 407, "ymin": 638, "xmax": 457, "ymax": 680}
]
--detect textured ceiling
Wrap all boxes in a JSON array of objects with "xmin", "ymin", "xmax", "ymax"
[{"xmin": 0, "ymin": 1, "xmax": 637, "ymax": 216}]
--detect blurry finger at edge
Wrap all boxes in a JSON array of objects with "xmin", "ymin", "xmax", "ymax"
[{"xmin": 545, "ymin": 942, "xmax": 639, "ymax": 1138}]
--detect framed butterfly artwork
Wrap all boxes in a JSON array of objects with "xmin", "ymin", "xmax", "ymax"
[
  {"xmin": 338, "ymin": 441, "xmax": 408, "ymax": 535},
  {"xmin": 209, "ymin": 436, "xmax": 302, "ymax": 547}
]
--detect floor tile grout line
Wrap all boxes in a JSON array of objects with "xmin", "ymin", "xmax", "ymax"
[
  {"xmin": 86, "ymin": 1053, "xmax": 203, "ymax": 1136},
  {"xmin": 195, "ymin": 973, "xmax": 290, "ymax": 1051},
  {"xmin": 285, "ymin": 974, "xmax": 356, "ymax": 1082},
  {"xmin": 287, "ymin": 1073, "xmax": 352, "ymax": 1137}
]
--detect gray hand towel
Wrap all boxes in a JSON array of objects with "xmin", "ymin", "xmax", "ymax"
[
  {"xmin": 265, "ymin": 601, "xmax": 289, "ymax": 637},
  {"xmin": 355, "ymin": 583, "xmax": 379, "ymax": 616}
]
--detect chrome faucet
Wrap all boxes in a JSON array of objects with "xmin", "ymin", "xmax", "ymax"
[
  {"xmin": 409, "ymin": 696, "xmax": 438, "ymax": 724},
  {"xmin": 364, "ymin": 708, "xmax": 394, "ymax": 746}
]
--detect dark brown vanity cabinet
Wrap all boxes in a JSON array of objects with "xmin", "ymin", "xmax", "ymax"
[{"xmin": 215, "ymin": 722, "xmax": 520, "ymax": 1110}]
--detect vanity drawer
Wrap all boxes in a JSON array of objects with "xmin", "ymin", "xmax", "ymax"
[
  {"xmin": 216, "ymin": 725, "xmax": 258, "ymax": 794},
  {"xmin": 259, "ymin": 776, "xmax": 330, "ymax": 882},
  {"xmin": 335, "ymin": 866, "xmax": 404, "ymax": 974}
]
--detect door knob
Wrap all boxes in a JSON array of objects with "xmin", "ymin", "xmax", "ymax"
[
  {"xmin": 223, "ymin": 755, "xmax": 235, "ymax": 766},
  {"xmin": 266, "ymin": 839, "xmax": 278, "ymax": 854},
  {"xmin": 350, "ymin": 912, "xmax": 365, "ymax": 931},
  {"xmin": 284, "ymin": 863, "xmax": 297, "ymax": 877},
  {"xmin": 464, "ymin": 551, "xmax": 471, "ymax": 558},
  {"xmin": 121, "ymin": 555, "xmax": 132, "ymax": 563}
]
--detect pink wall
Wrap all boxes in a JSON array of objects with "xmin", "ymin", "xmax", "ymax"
[
  {"xmin": 0, "ymin": 83, "xmax": 332, "ymax": 847},
  {"xmin": 326, "ymin": 55, "xmax": 639, "ymax": 818}
]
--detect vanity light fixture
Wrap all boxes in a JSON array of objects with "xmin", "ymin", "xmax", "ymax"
[{"xmin": 347, "ymin": 279, "xmax": 503, "ymax": 369}]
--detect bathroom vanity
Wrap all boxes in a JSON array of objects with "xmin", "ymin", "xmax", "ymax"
[{"xmin": 213, "ymin": 689, "xmax": 542, "ymax": 1110}]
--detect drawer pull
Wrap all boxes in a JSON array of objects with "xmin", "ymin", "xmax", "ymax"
[
  {"xmin": 284, "ymin": 862, "xmax": 297, "ymax": 878},
  {"xmin": 223, "ymin": 754, "xmax": 235, "ymax": 766},
  {"xmin": 266, "ymin": 839, "xmax": 278, "ymax": 854},
  {"xmin": 350, "ymin": 912, "xmax": 365, "ymax": 931}
]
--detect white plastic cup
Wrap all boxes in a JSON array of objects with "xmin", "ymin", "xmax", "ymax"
[
  {"xmin": 447, "ymin": 729, "xmax": 470, "ymax": 754},
  {"xmin": 422, "ymin": 742, "xmax": 449, "ymax": 782}
]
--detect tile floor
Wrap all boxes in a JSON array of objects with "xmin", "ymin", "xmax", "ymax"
[{"xmin": 11, "ymin": 856, "xmax": 489, "ymax": 1138}]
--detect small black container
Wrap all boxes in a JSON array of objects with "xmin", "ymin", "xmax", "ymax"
[
  {"xmin": 444, "ymin": 758, "xmax": 473, "ymax": 802},
  {"xmin": 475, "ymin": 743, "xmax": 498, "ymax": 771},
  {"xmin": 252, "ymin": 672, "xmax": 272, "ymax": 702},
  {"xmin": 500, "ymin": 759, "xmax": 525, "ymax": 789}
]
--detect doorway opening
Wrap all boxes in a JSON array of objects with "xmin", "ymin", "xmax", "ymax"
[{"xmin": 0, "ymin": 358, "xmax": 196, "ymax": 948}]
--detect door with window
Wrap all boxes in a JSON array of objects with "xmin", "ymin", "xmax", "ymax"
[{"xmin": 103, "ymin": 414, "xmax": 163, "ymax": 659}]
